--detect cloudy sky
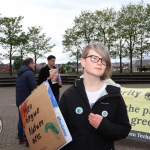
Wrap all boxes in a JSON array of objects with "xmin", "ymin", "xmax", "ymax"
[{"xmin": 0, "ymin": 0, "xmax": 149, "ymax": 64}]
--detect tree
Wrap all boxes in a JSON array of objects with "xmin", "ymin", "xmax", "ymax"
[
  {"xmin": 113, "ymin": 2, "xmax": 150, "ymax": 73},
  {"xmin": 0, "ymin": 53, "xmax": 3, "ymax": 63},
  {"xmin": 114, "ymin": 10, "xmax": 130, "ymax": 73},
  {"xmin": 94, "ymin": 8, "xmax": 116, "ymax": 52},
  {"xmin": 135, "ymin": 2, "xmax": 150, "ymax": 72},
  {"xmin": 62, "ymin": 27, "xmax": 82, "ymax": 74},
  {"xmin": 0, "ymin": 14, "xmax": 3, "ymax": 63},
  {"xmin": 12, "ymin": 56, "xmax": 22, "ymax": 71},
  {"xmin": 116, "ymin": 4, "xmax": 143, "ymax": 73},
  {"xmin": 62, "ymin": 2, "xmax": 150, "ymax": 73},
  {"xmin": 66, "ymin": 61, "xmax": 72, "ymax": 65},
  {"xmin": 73, "ymin": 10, "xmax": 96, "ymax": 45},
  {"xmin": 25, "ymin": 26, "xmax": 55, "ymax": 72},
  {"xmin": 62, "ymin": 11, "xmax": 95, "ymax": 74},
  {"xmin": 15, "ymin": 32, "xmax": 29, "ymax": 64},
  {"xmin": 62, "ymin": 9, "xmax": 117, "ymax": 74},
  {"xmin": 0, "ymin": 16, "xmax": 24, "ymax": 75}
]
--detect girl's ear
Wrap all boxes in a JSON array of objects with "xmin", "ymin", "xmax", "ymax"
[{"xmin": 80, "ymin": 58, "xmax": 85, "ymax": 68}]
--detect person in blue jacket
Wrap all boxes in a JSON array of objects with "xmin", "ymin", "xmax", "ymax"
[
  {"xmin": 16, "ymin": 57, "xmax": 37, "ymax": 147},
  {"xmin": 59, "ymin": 43, "xmax": 131, "ymax": 150}
]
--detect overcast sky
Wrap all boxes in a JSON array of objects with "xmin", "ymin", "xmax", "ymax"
[{"xmin": 0, "ymin": 0, "xmax": 149, "ymax": 64}]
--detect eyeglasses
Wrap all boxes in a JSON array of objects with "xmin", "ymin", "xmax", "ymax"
[{"xmin": 86, "ymin": 55, "xmax": 109, "ymax": 66}]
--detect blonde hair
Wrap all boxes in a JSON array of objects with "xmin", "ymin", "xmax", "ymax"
[{"xmin": 82, "ymin": 43, "xmax": 112, "ymax": 80}]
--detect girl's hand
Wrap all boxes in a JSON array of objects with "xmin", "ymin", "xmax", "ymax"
[{"xmin": 88, "ymin": 113, "xmax": 103, "ymax": 129}]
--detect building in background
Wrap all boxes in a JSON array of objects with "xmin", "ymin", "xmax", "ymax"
[
  {"xmin": 111, "ymin": 59, "xmax": 150, "ymax": 72},
  {"xmin": 0, "ymin": 64, "xmax": 10, "ymax": 73},
  {"xmin": 132, "ymin": 59, "xmax": 150, "ymax": 72}
]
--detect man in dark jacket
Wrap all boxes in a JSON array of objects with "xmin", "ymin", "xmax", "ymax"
[
  {"xmin": 38, "ymin": 55, "xmax": 62, "ymax": 103},
  {"xmin": 16, "ymin": 57, "xmax": 37, "ymax": 146}
]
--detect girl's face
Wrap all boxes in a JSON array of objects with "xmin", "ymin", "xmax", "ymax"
[{"xmin": 81, "ymin": 49, "xmax": 107, "ymax": 78}]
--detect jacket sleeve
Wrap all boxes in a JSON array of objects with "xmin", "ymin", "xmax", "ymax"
[
  {"xmin": 58, "ymin": 94, "xmax": 71, "ymax": 150},
  {"xmin": 59, "ymin": 94, "xmax": 70, "ymax": 127},
  {"xmin": 26, "ymin": 71, "xmax": 37, "ymax": 91},
  {"xmin": 97, "ymin": 96, "xmax": 131, "ymax": 141},
  {"xmin": 38, "ymin": 68, "xmax": 47, "ymax": 85}
]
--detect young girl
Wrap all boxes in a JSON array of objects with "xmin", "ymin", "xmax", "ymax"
[{"xmin": 59, "ymin": 43, "xmax": 131, "ymax": 150}]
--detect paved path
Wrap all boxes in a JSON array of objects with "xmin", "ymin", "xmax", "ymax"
[{"xmin": 0, "ymin": 83, "xmax": 150, "ymax": 150}]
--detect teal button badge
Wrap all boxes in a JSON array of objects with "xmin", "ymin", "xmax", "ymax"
[
  {"xmin": 75, "ymin": 107, "xmax": 83, "ymax": 114},
  {"xmin": 101, "ymin": 111, "xmax": 108, "ymax": 117}
]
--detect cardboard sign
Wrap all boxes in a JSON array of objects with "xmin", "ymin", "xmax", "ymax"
[{"xmin": 19, "ymin": 80, "xmax": 72, "ymax": 150}]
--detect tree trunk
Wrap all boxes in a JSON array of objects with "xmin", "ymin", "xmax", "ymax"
[
  {"xmin": 34, "ymin": 55, "xmax": 37, "ymax": 75},
  {"xmin": 119, "ymin": 42, "xmax": 122, "ymax": 73},
  {"xmin": 9, "ymin": 45, "xmax": 12, "ymax": 76},
  {"xmin": 140, "ymin": 36, "xmax": 143, "ymax": 72}
]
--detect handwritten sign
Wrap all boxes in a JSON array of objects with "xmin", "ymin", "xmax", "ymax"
[{"xmin": 19, "ymin": 82, "xmax": 67, "ymax": 150}]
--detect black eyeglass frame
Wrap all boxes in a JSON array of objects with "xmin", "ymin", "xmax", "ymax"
[{"xmin": 86, "ymin": 55, "xmax": 109, "ymax": 66}]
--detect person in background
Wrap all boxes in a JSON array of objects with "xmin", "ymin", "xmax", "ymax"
[
  {"xmin": 38, "ymin": 55, "xmax": 62, "ymax": 103},
  {"xmin": 59, "ymin": 43, "xmax": 131, "ymax": 150},
  {"xmin": 63, "ymin": 65, "xmax": 67, "ymax": 74},
  {"xmin": 16, "ymin": 57, "xmax": 37, "ymax": 147}
]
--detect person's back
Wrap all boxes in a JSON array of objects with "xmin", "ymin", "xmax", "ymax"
[
  {"xmin": 16, "ymin": 57, "xmax": 37, "ymax": 147},
  {"xmin": 16, "ymin": 65, "xmax": 37, "ymax": 107}
]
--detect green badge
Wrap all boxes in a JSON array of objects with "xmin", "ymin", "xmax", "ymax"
[
  {"xmin": 75, "ymin": 107, "xmax": 83, "ymax": 114},
  {"xmin": 101, "ymin": 111, "xmax": 108, "ymax": 117}
]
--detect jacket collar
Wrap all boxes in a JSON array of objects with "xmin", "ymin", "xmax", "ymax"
[
  {"xmin": 74, "ymin": 77, "xmax": 121, "ymax": 102},
  {"xmin": 74, "ymin": 78, "xmax": 91, "ymax": 109}
]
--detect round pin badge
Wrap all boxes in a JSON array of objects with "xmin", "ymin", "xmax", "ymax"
[
  {"xmin": 101, "ymin": 111, "xmax": 108, "ymax": 117},
  {"xmin": 75, "ymin": 107, "xmax": 83, "ymax": 114},
  {"xmin": 0, "ymin": 117, "xmax": 3, "ymax": 134}
]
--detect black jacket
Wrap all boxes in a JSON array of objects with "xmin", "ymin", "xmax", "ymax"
[
  {"xmin": 16, "ymin": 66, "xmax": 37, "ymax": 107},
  {"xmin": 59, "ymin": 78, "xmax": 131, "ymax": 150},
  {"xmin": 38, "ymin": 65, "xmax": 60, "ymax": 97}
]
